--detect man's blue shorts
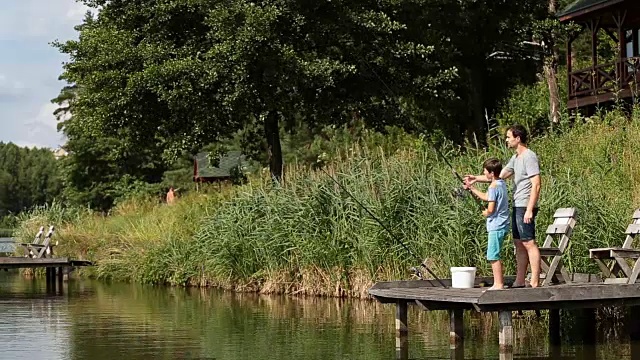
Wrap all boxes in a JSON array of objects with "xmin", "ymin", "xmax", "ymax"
[
  {"xmin": 512, "ymin": 207, "xmax": 539, "ymax": 241},
  {"xmin": 487, "ymin": 228, "xmax": 508, "ymax": 261}
]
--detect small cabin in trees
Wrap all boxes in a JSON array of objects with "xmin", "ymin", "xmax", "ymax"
[
  {"xmin": 559, "ymin": 0, "xmax": 640, "ymax": 110},
  {"xmin": 193, "ymin": 151, "xmax": 247, "ymax": 185}
]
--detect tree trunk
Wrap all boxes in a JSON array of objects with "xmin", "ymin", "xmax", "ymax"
[
  {"xmin": 466, "ymin": 66, "xmax": 487, "ymax": 146},
  {"xmin": 264, "ymin": 111, "xmax": 283, "ymax": 182},
  {"xmin": 545, "ymin": 0, "xmax": 561, "ymax": 125}
]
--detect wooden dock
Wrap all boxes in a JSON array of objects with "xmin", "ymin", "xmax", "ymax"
[
  {"xmin": 369, "ymin": 276, "xmax": 640, "ymax": 359},
  {"xmin": 0, "ymin": 257, "xmax": 92, "ymax": 269},
  {"xmin": 0, "ymin": 256, "xmax": 93, "ymax": 294}
]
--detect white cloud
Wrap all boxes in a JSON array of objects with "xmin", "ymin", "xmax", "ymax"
[
  {"xmin": 66, "ymin": 2, "xmax": 89, "ymax": 22},
  {"xmin": 0, "ymin": 0, "xmax": 90, "ymax": 39},
  {"xmin": 0, "ymin": 0, "xmax": 83, "ymax": 148}
]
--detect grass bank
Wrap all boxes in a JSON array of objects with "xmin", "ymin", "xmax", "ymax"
[{"xmin": 15, "ymin": 113, "xmax": 640, "ymax": 298}]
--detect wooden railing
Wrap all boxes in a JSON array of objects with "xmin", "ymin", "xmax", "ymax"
[{"xmin": 569, "ymin": 57, "xmax": 640, "ymax": 99}]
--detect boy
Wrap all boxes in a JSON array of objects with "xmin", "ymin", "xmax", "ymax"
[{"xmin": 464, "ymin": 158, "xmax": 509, "ymax": 290}]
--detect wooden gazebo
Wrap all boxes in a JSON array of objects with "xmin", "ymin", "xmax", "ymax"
[{"xmin": 559, "ymin": 0, "xmax": 640, "ymax": 109}]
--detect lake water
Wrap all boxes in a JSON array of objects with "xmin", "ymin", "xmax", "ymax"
[
  {"xmin": 0, "ymin": 272, "xmax": 635, "ymax": 359},
  {"xmin": 0, "ymin": 238, "xmax": 14, "ymax": 253}
]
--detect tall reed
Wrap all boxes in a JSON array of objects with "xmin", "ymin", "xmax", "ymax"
[{"xmin": 15, "ymin": 113, "xmax": 640, "ymax": 298}]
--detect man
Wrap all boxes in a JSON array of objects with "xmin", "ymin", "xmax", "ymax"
[
  {"xmin": 166, "ymin": 187, "xmax": 176, "ymax": 205},
  {"xmin": 464, "ymin": 125, "xmax": 541, "ymax": 288}
]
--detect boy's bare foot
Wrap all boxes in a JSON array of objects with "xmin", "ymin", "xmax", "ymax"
[{"xmin": 486, "ymin": 285, "xmax": 505, "ymax": 291}]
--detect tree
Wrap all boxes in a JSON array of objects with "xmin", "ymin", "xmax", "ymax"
[
  {"xmin": 0, "ymin": 143, "xmax": 63, "ymax": 218},
  {"xmin": 54, "ymin": 0, "xmax": 549, "ymax": 200}
]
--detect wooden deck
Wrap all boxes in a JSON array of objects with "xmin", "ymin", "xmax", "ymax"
[
  {"xmin": 369, "ymin": 279, "xmax": 640, "ymax": 311},
  {"xmin": 0, "ymin": 257, "xmax": 92, "ymax": 269},
  {"xmin": 370, "ymin": 275, "xmax": 640, "ymax": 358}
]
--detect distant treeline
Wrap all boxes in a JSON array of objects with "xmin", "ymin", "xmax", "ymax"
[{"xmin": 0, "ymin": 142, "xmax": 62, "ymax": 221}]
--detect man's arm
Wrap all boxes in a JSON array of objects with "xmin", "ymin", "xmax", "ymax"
[
  {"xmin": 500, "ymin": 168, "xmax": 514, "ymax": 180},
  {"xmin": 524, "ymin": 174, "xmax": 541, "ymax": 223},
  {"xmin": 464, "ymin": 174, "xmax": 490, "ymax": 184}
]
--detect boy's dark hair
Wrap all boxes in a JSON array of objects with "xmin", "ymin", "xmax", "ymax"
[
  {"xmin": 483, "ymin": 158, "xmax": 502, "ymax": 178},
  {"xmin": 507, "ymin": 124, "xmax": 528, "ymax": 144}
]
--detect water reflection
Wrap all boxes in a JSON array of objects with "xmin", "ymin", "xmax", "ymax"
[{"xmin": 0, "ymin": 272, "xmax": 635, "ymax": 359}]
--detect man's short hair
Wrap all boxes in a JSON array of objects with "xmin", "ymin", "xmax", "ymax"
[
  {"xmin": 507, "ymin": 124, "xmax": 528, "ymax": 144},
  {"xmin": 483, "ymin": 158, "xmax": 502, "ymax": 178}
]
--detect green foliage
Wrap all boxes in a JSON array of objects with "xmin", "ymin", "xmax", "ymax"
[
  {"xmin": 496, "ymin": 70, "xmax": 569, "ymax": 136},
  {"xmin": 51, "ymin": 0, "xmax": 553, "ymax": 208},
  {"xmin": 0, "ymin": 142, "xmax": 63, "ymax": 220},
  {"xmin": 15, "ymin": 114, "xmax": 640, "ymax": 296}
]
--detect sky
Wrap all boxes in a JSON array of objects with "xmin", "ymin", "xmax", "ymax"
[{"xmin": 0, "ymin": 0, "xmax": 89, "ymax": 149}]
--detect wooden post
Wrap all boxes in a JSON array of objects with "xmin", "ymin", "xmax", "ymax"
[
  {"xmin": 57, "ymin": 267, "xmax": 63, "ymax": 292},
  {"xmin": 549, "ymin": 309, "xmax": 561, "ymax": 359},
  {"xmin": 396, "ymin": 335, "xmax": 408, "ymax": 360},
  {"xmin": 395, "ymin": 301, "xmax": 408, "ymax": 360},
  {"xmin": 396, "ymin": 301, "xmax": 408, "ymax": 336},
  {"xmin": 549, "ymin": 309, "xmax": 561, "ymax": 346},
  {"xmin": 590, "ymin": 19, "xmax": 599, "ymax": 94},
  {"xmin": 498, "ymin": 311, "xmax": 513, "ymax": 354},
  {"xmin": 581, "ymin": 308, "xmax": 596, "ymax": 346},
  {"xmin": 630, "ymin": 306, "xmax": 640, "ymax": 359},
  {"xmin": 567, "ymin": 37, "xmax": 573, "ymax": 98},
  {"xmin": 449, "ymin": 309, "xmax": 463, "ymax": 348}
]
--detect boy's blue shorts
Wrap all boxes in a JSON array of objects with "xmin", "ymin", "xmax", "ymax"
[{"xmin": 487, "ymin": 228, "xmax": 508, "ymax": 261}]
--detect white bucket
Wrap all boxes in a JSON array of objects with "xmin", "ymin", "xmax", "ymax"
[{"xmin": 450, "ymin": 267, "xmax": 477, "ymax": 288}]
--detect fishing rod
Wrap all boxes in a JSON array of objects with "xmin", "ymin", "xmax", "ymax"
[
  {"xmin": 320, "ymin": 167, "xmax": 447, "ymax": 287},
  {"xmin": 356, "ymin": 54, "xmax": 485, "ymax": 211}
]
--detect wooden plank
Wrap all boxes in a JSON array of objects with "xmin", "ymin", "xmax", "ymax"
[
  {"xmin": 414, "ymin": 300, "xmax": 475, "ymax": 311},
  {"xmin": 554, "ymin": 208, "xmax": 577, "ymax": 219},
  {"xmin": 0, "ymin": 257, "xmax": 70, "ymax": 264},
  {"xmin": 633, "ymin": 209, "xmax": 640, "ymax": 219},
  {"xmin": 478, "ymin": 283, "xmax": 640, "ymax": 306},
  {"xmin": 546, "ymin": 224, "xmax": 570, "ymax": 235},
  {"xmin": 0, "ymin": 256, "xmax": 92, "ymax": 269},
  {"xmin": 369, "ymin": 276, "xmax": 516, "ymax": 290},
  {"xmin": 539, "ymin": 247, "xmax": 562, "ymax": 256},
  {"xmin": 369, "ymin": 288, "xmax": 482, "ymax": 303},
  {"xmin": 369, "ymin": 280, "xmax": 440, "ymax": 290},
  {"xmin": 381, "ymin": 288, "xmax": 482, "ymax": 302},
  {"xmin": 625, "ymin": 223, "xmax": 640, "ymax": 234}
]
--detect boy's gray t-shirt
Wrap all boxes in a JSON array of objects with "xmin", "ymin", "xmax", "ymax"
[
  {"xmin": 505, "ymin": 149, "xmax": 540, "ymax": 208},
  {"xmin": 487, "ymin": 179, "xmax": 509, "ymax": 231}
]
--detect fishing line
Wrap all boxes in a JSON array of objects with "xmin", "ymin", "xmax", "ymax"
[{"xmin": 320, "ymin": 167, "xmax": 447, "ymax": 287}]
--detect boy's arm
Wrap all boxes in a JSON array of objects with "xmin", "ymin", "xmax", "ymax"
[
  {"xmin": 483, "ymin": 201, "xmax": 496, "ymax": 217},
  {"xmin": 467, "ymin": 186, "xmax": 489, "ymax": 201}
]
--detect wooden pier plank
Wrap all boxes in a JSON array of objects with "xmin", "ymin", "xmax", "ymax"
[
  {"xmin": 369, "ymin": 279, "xmax": 640, "ymax": 312},
  {"xmin": 370, "ymin": 287, "xmax": 483, "ymax": 303},
  {"xmin": 0, "ymin": 257, "xmax": 92, "ymax": 269}
]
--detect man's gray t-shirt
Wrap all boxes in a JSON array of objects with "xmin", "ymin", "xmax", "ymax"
[{"xmin": 505, "ymin": 149, "xmax": 540, "ymax": 208}]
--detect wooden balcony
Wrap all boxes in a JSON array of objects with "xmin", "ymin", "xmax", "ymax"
[{"xmin": 568, "ymin": 57, "xmax": 640, "ymax": 109}]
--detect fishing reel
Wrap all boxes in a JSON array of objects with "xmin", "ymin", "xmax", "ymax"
[
  {"xmin": 451, "ymin": 186, "xmax": 468, "ymax": 199},
  {"xmin": 410, "ymin": 266, "xmax": 424, "ymax": 279}
]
